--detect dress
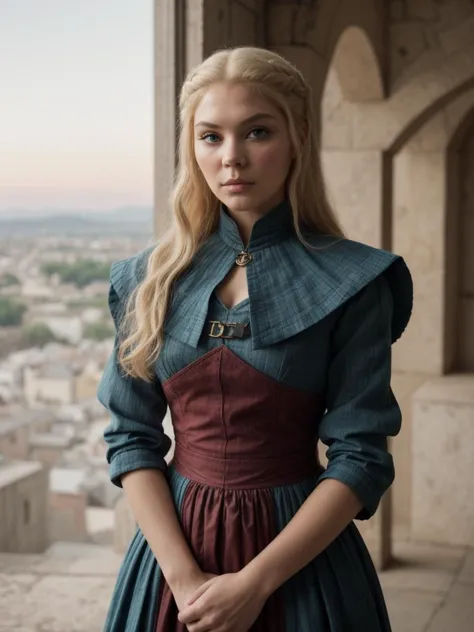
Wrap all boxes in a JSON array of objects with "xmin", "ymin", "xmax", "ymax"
[{"xmin": 97, "ymin": 200, "xmax": 413, "ymax": 631}]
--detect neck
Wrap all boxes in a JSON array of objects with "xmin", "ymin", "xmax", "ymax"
[
  {"xmin": 225, "ymin": 194, "xmax": 287, "ymax": 246},
  {"xmin": 226, "ymin": 209, "xmax": 262, "ymax": 246}
]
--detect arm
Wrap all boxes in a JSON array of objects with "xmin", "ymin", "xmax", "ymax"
[
  {"xmin": 241, "ymin": 274, "xmax": 401, "ymax": 597},
  {"xmin": 97, "ymin": 270, "xmax": 206, "ymax": 601},
  {"xmin": 121, "ymin": 469, "xmax": 204, "ymax": 594}
]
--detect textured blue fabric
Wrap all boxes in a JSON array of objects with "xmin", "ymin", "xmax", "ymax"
[
  {"xmin": 112, "ymin": 202, "xmax": 412, "ymax": 351},
  {"xmin": 272, "ymin": 478, "xmax": 391, "ymax": 631},
  {"xmin": 102, "ymin": 467, "xmax": 190, "ymax": 632},
  {"xmin": 97, "ymin": 279, "xmax": 172, "ymax": 488},
  {"xmin": 318, "ymin": 275, "xmax": 400, "ymax": 519}
]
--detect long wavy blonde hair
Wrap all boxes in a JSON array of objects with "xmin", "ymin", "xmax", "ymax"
[{"xmin": 118, "ymin": 46, "xmax": 344, "ymax": 381}]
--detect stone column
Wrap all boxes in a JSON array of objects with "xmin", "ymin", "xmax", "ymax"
[{"xmin": 154, "ymin": 0, "xmax": 187, "ymax": 237}]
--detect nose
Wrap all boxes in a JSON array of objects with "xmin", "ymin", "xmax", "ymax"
[{"xmin": 222, "ymin": 138, "xmax": 247, "ymax": 168}]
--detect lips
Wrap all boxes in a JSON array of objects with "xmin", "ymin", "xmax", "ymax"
[{"xmin": 222, "ymin": 179, "xmax": 253, "ymax": 186}]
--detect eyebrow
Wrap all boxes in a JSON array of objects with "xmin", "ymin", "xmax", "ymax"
[{"xmin": 194, "ymin": 112, "xmax": 276, "ymax": 128}]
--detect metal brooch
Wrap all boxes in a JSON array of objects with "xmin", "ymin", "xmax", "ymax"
[{"xmin": 235, "ymin": 251, "xmax": 253, "ymax": 267}]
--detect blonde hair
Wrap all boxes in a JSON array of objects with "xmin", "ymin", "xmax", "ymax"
[{"xmin": 118, "ymin": 46, "xmax": 344, "ymax": 381}]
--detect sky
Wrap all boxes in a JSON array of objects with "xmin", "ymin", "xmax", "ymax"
[{"xmin": 0, "ymin": 0, "xmax": 153, "ymax": 213}]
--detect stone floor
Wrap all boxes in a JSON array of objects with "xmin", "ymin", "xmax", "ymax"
[{"xmin": 0, "ymin": 538, "xmax": 472, "ymax": 631}]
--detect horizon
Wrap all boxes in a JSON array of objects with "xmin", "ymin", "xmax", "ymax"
[
  {"xmin": 0, "ymin": 0, "xmax": 154, "ymax": 213},
  {"xmin": 0, "ymin": 204, "xmax": 153, "ymax": 217}
]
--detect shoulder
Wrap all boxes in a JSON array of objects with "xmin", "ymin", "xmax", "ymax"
[
  {"xmin": 109, "ymin": 245, "xmax": 155, "ymax": 301},
  {"xmin": 296, "ymin": 234, "xmax": 413, "ymax": 343}
]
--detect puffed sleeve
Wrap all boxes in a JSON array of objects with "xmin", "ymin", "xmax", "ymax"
[
  {"xmin": 97, "ymin": 258, "xmax": 172, "ymax": 488},
  {"xmin": 317, "ymin": 274, "xmax": 401, "ymax": 520}
]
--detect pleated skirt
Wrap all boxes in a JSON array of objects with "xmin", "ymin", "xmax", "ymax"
[{"xmin": 103, "ymin": 464, "xmax": 391, "ymax": 631}]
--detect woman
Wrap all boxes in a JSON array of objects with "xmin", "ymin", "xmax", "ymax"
[{"xmin": 98, "ymin": 47, "xmax": 412, "ymax": 631}]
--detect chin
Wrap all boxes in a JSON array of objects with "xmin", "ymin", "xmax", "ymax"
[{"xmin": 223, "ymin": 194, "xmax": 261, "ymax": 213}]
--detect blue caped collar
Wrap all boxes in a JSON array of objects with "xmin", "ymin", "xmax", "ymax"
[
  {"xmin": 218, "ymin": 199, "xmax": 295, "ymax": 251},
  {"xmin": 112, "ymin": 204, "xmax": 413, "ymax": 350}
]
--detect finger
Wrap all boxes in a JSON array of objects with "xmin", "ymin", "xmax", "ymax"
[
  {"xmin": 186, "ymin": 619, "xmax": 212, "ymax": 632},
  {"xmin": 178, "ymin": 604, "xmax": 203, "ymax": 625},
  {"xmin": 186, "ymin": 579, "xmax": 214, "ymax": 606}
]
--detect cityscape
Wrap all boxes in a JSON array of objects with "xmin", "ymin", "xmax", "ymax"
[{"xmin": 0, "ymin": 213, "xmax": 156, "ymax": 550}]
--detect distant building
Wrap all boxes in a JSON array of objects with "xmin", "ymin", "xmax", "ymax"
[
  {"xmin": 0, "ymin": 409, "xmax": 54, "ymax": 460},
  {"xmin": 0, "ymin": 455, "xmax": 49, "ymax": 553},
  {"xmin": 23, "ymin": 361, "xmax": 101, "ymax": 406},
  {"xmin": 75, "ymin": 363, "xmax": 102, "ymax": 401},
  {"xmin": 20, "ymin": 280, "xmax": 54, "ymax": 300},
  {"xmin": 23, "ymin": 364, "xmax": 78, "ymax": 405},
  {"xmin": 29, "ymin": 432, "xmax": 76, "ymax": 468},
  {"xmin": 49, "ymin": 467, "xmax": 88, "ymax": 543}
]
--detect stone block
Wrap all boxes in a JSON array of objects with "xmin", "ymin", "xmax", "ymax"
[
  {"xmin": 390, "ymin": 372, "xmax": 429, "ymax": 527},
  {"xmin": 384, "ymin": 588, "xmax": 444, "ymax": 632},
  {"xmin": 407, "ymin": 0, "xmax": 438, "ymax": 21},
  {"xmin": 392, "ymin": 151, "xmax": 446, "ymax": 375},
  {"xmin": 426, "ymin": 583, "xmax": 474, "ymax": 632},
  {"xmin": 457, "ymin": 299, "xmax": 474, "ymax": 371},
  {"xmin": 321, "ymin": 150, "xmax": 383, "ymax": 246},
  {"xmin": 390, "ymin": 2, "xmax": 407, "ymax": 22},
  {"xmin": 229, "ymin": 1, "xmax": 258, "ymax": 47},
  {"xmin": 6, "ymin": 574, "xmax": 113, "ymax": 632},
  {"xmin": 458, "ymin": 549, "xmax": 474, "ymax": 584},
  {"xmin": 439, "ymin": 16, "xmax": 474, "ymax": 56},
  {"xmin": 269, "ymin": 45, "xmax": 325, "ymax": 99},
  {"xmin": 265, "ymin": 4, "xmax": 295, "ymax": 46},
  {"xmin": 379, "ymin": 540, "xmax": 464, "ymax": 593},
  {"xmin": 391, "ymin": 23, "xmax": 428, "ymax": 83},
  {"xmin": 412, "ymin": 376, "xmax": 474, "ymax": 546},
  {"xmin": 404, "ymin": 111, "xmax": 448, "ymax": 152}
]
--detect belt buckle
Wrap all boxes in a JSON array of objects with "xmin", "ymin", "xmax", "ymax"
[{"xmin": 209, "ymin": 320, "xmax": 249, "ymax": 339}]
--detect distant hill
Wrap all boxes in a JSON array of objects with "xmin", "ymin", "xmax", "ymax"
[{"xmin": 0, "ymin": 207, "xmax": 154, "ymax": 237}]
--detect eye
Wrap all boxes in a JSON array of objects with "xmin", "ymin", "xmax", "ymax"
[
  {"xmin": 199, "ymin": 132, "xmax": 221, "ymax": 143},
  {"xmin": 248, "ymin": 127, "xmax": 269, "ymax": 140}
]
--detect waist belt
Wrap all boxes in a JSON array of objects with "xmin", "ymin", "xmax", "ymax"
[{"xmin": 208, "ymin": 320, "xmax": 251, "ymax": 339}]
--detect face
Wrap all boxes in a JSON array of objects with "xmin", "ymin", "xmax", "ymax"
[{"xmin": 193, "ymin": 82, "xmax": 293, "ymax": 217}]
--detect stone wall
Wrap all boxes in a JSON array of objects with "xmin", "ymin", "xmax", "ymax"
[
  {"xmin": 0, "ymin": 462, "xmax": 49, "ymax": 553},
  {"xmin": 49, "ymin": 490, "xmax": 88, "ymax": 543},
  {"xmin": 318, "ymin": 0, "xmax": 474, "ymax": 531},
  {"xmin": 0, "ymin": 426, "xmax": 29, "ymax": 461},
  {"xmin": 154, "ymin": 0, "xmax": 474, "ymax": 543},
  {"xmin": 457, "ymin": 124, "xmax": 474, "ymax": 371}
]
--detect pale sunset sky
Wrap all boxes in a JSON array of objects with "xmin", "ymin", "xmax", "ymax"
[{"xmin": 0, "ymin": 0, "xmax": 153, "ymax": 213}]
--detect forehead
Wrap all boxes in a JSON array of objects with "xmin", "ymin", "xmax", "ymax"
[{"xmin": 194, "ymin": 82, "xmax": 282, "ymax": 125}]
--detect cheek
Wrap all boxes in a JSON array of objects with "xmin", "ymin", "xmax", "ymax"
[
  {"xmin": 195, "ymin": 146, "xmax": 219, "ymax": 179},
  {"xmin": 253, "ymin": 143, "xmax": 292, "ymax": 177}
]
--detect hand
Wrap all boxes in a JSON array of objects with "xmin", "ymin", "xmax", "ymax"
[
  {"xmin": 172, "ymin": 571, "xmax": 217, "ymax": 612},
  {"xmin": 177, "ymin": 571, "xmax": 267, "ymax": 632}
]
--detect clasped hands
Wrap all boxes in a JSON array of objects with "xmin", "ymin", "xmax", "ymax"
[{"xmin": 175, "ymin": 569, "xmax": 268, "ymax": 632}]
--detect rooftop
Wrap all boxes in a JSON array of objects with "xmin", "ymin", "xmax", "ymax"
[
  {"xmin": 0, "ymin": 459, "xmax": 43, "ymax": 489},
  {"xmin": 49, "ymin": 468, "xmax": 88, "ymax": 494},
  {"xmin": 29, "ymin": 433, "xmax": 74, "ymax": 449}
]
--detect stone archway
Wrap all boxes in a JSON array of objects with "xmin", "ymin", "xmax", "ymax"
[
  {"xmin": 385, "ymin": 86, "xmax": 474, "ymax": 547},
  {"xmin": 320, "ymin": 23, "xmax": 386, "ymax": 246},
  {"xmin": 329, "ymin": 26, "xmax": 384, "ymax": 103},
  {"xmin": 388, "ymin": 87, "xmax": 474, "ymax": 375}
]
